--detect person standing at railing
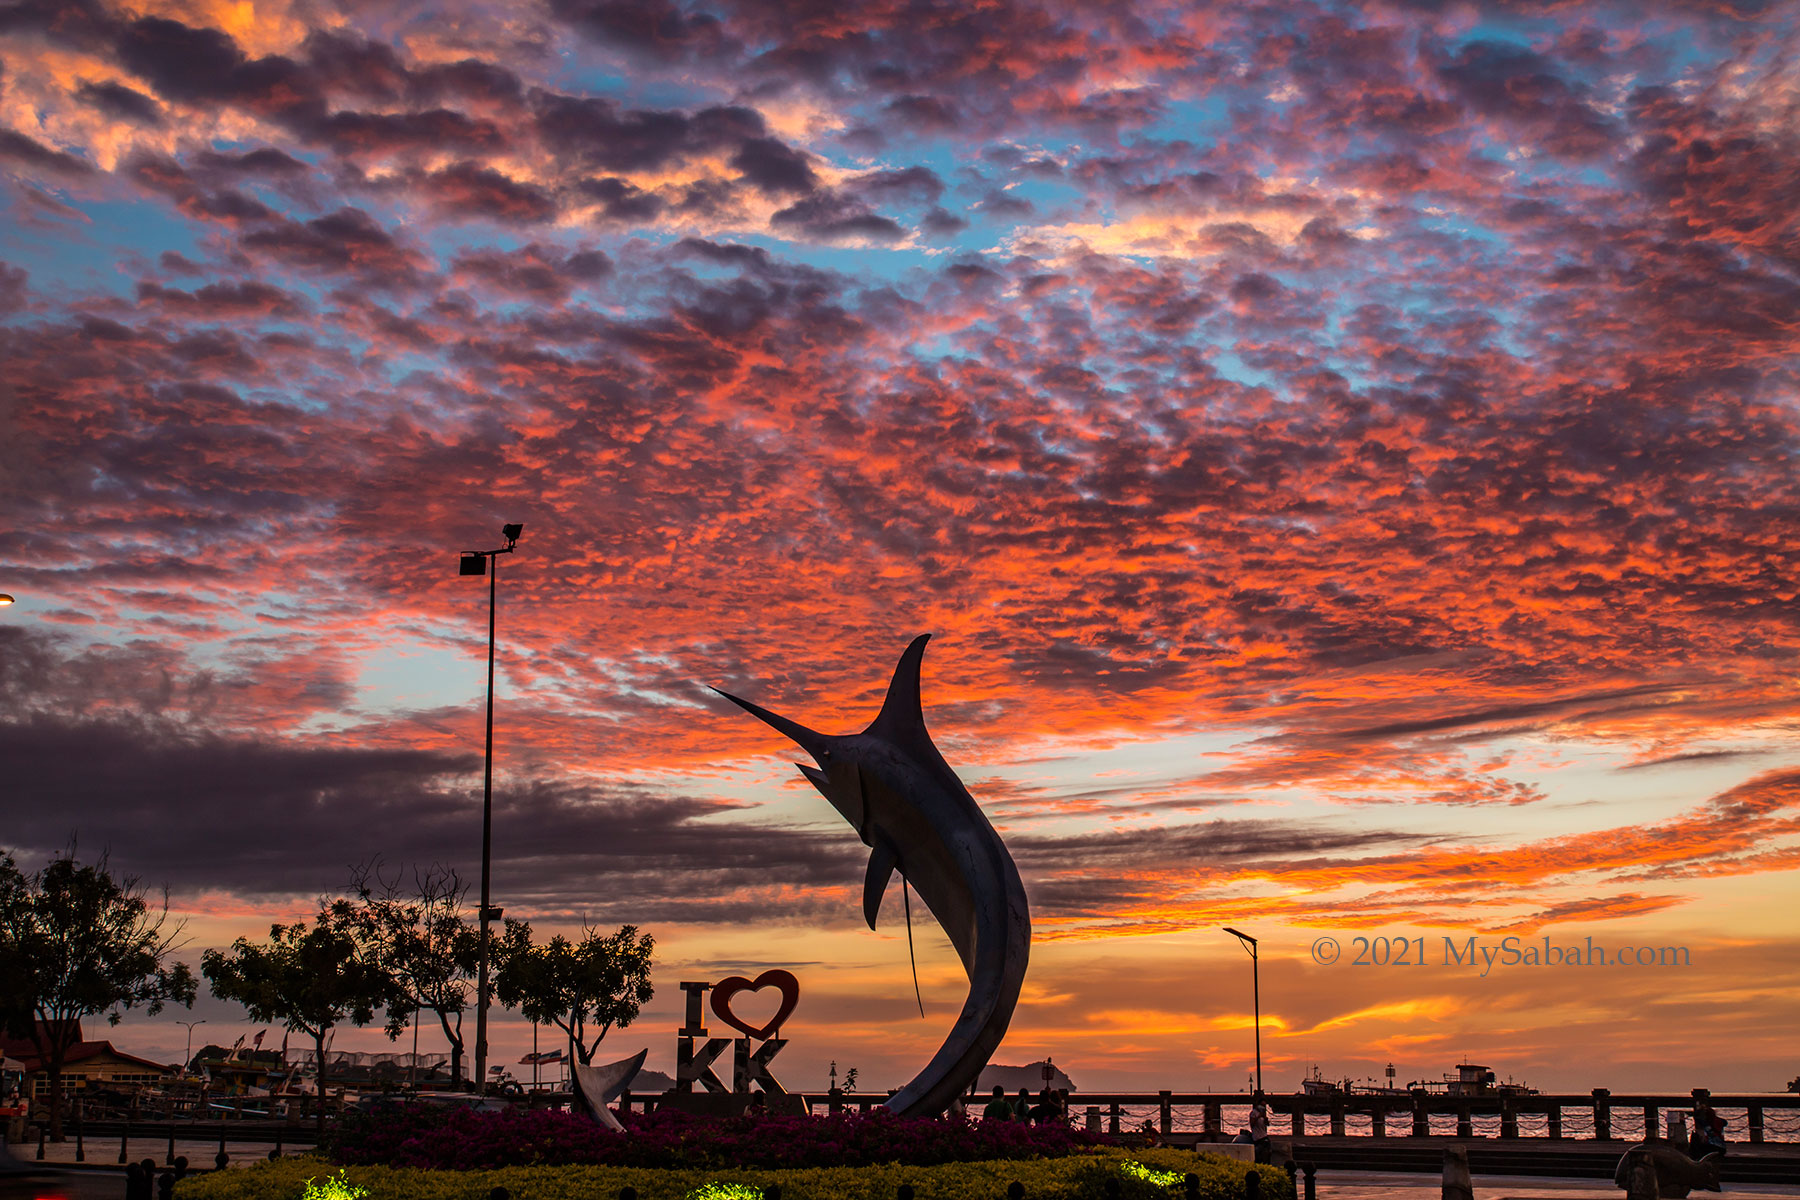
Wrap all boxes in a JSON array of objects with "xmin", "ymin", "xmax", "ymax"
[
  {"xmin": 981, "ymin": 1086, "xmax": 1013, "ymax": 1123},
  {"xmin": 1688, "ymin": 1101, "xmax": 1727, "ymax": 1159}
]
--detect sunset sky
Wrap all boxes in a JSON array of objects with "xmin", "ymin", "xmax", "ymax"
[{"xmin": 3, "ymin": 0, "xmax": 1798, "ymax": 1099}]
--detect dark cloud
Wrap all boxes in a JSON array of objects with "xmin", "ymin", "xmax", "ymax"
[
  {"xmin": 0, "ymin": 262, "xmax": 27, "ymax": 315},
  {"xmin": 111, "ymin": 16, "xmax": 324, "ymax": 132},
  {"xmin": 1434, "ymin": 39, "xmax": 1619, "ymax": 158},
  {"xmin": 1335, "ymin": 684, "xmax": 1688, "ymax": 743},
  {"xmin": 310, "ymin": 107, "xmax": 507, "ymax": 155},
  {"xmin": 135, "ymin": 279, "xmax": 309, "ymax": 318},
  {"xmin": 124, "ymin": 152, "xmax": 278, "ymax": 225},
  {"xmin": 196, "ymin": 148, "xmax": 310, "ymax": 177},
  {"xmin": 884, "ymin": 94, "xmax": 962, "ymax": 133},
  {"xmin": 730, "ymin": 135, "xmax": 817, "ymax": 196},
  {"xmin": 920, "ymin": 206, "xmax": 969, "ymax": 237},
  {"xmin": 851, "ymin": 166, "xmax": 945, "ymax": 205},
  {"xmin": 546, "ymin": 0, "xmax": 738, "ymax": 64},
  {"xmin": 451, "ymin": 244, "xmax": 612, "ymax": 300},
  {"xmin": 113, "ymin": 16, "xmax": 250, "ymax": 103},
  {"xmin": 421, "ymin": 161, "xmax": 559, "ymax": 224},
  {"xmin": 0, "ymin": 702, "xmax": 861, "ymax": 924},
  {"xmin": 0, "ymin": 127, "xmax": 93, "ymax": 176},
  {"xmin": 578, "ymin": 176, "xmax": 666, "ymax": 222},
  {"xmin": 75, "ymin": 78, "xmax": 164, "ymax": 125},
  {"xmin": 533, "ymin": 93, "xmax": 748, "ymax": 173},
  {"xmin": 238, "ymin": 207, "xmax": 424, "ymax": 281},
  {"xmin": 771, "ymin": 191, "xmax": 905, "ymax": 242}
]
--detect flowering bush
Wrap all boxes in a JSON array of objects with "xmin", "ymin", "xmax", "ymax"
[{"xmin": 327, "ymin": 1103, "xmax": 1109, "ymax": 1170}]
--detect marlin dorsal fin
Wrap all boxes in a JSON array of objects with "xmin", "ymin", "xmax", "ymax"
[
  {"xmin": 864, "ymin": 634, "xmax": 936, "ymax": 748},
  {"xmin": 866, "ymin": 633, "xmax": 928, "ymax": 732},
  {"xmin": 863, "ymin": 837, "xmax": 899, "ymax": 929}
]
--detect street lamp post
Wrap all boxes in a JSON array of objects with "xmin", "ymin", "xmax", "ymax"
[
  {"xmin": 177, "ymin": 1020, "xmax": 205, "ymax": 1073},
  {"xmin": 460, "ymin": 522, "xmax": 524, "ymax": 1095},
  {"xmin": 1222, "ymin": 927, "xmax": 1261, "ymax": 1095}
]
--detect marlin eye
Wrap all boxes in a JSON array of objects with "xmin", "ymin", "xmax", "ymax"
[{"xmin": 822, "ymin": 748, "xmax": 832, "ymax": 758}]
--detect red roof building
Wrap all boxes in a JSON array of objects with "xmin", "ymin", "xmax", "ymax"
[{"xmin": 0, "ymin": 1022, "xmax": 172, "ymax": 1099}]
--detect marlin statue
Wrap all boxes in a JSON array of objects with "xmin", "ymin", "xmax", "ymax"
[{"xmin": 714, "ymin": 634, "xmax": 1031, "ymax": 1116}]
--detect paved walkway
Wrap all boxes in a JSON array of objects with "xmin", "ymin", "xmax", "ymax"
[{"xmin": 12, "ymin": 1137, "xmax": 317, "ymax": 1169}]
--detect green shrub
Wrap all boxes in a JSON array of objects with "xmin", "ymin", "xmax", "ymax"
[{"xmin": 175, "ymin": 1146, "xmax": 1294, "ymax": 1200}]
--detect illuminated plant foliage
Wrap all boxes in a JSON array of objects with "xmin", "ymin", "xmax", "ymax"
[
  {"xmin": 302, "ymin": 1170, "xmax": 370, "ymax": 1200},
  {"xmin": 685, "ymin": 1185, "xmax": 765, "ymax": 1200},
  {"xmin": 1122, "ymin": 1160, "xmax": 1185, "ymax": 1186}
]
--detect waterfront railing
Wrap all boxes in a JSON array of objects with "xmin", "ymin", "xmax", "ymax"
[{"xmin": 777, "ymin": 1089, "xmax": 1800, "ymax": 1143}]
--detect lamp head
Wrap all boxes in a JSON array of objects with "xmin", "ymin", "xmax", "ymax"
[
  {"xmin": 502, "ymin": 522, "xmax": 523, "ymax": 546},
  {"xmin": 459, "ymin": 553, "xmax": 487, "ymax": 577},
  {"xmin": 1222, "ymin": 926, "xmax": 1257, "ymax": 947},
  {"xmin": 0, "ymin": 594, "xmax": 13, "ymax": 605}
]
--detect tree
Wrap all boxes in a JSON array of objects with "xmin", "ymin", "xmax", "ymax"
[
  {"xmin": 341, "ymin": 861, "xmax": 487, "ymax": 1087},
  {"xmin": 494, "ymin": 923, "xmax": 653, "ymax": 1065},
  {"xmin": 0, "ymin": 850, "xmax": 197, "ymax": 1140},
  {"xmin": 202, "ymin": 902, "xmax": 395, "ymax": 1135}
]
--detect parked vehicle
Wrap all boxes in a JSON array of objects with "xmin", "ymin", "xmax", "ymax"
[{"xmin": 0, "ymin": 1139, "xmax": 71, "ymax": 1200}]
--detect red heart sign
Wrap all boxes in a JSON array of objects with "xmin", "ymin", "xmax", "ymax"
[{"xmin": 709, "ymin": 969, "xmax": 800, "ymax": 1040}]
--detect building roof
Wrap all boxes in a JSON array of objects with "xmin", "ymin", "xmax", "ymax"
[{"xmin": 0, "ymin": 1022, "xmax": 171, "ymax": 1075}]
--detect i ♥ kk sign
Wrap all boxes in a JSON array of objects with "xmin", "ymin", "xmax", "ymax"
[{"xmin": 674, "ymin": 970, "xmax": 799, "ymax": 1095}]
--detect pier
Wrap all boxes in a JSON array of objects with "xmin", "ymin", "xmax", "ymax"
[{"xmin": 1025, "ymin": 1089, "xmax": 1800, "ymax": 1145}]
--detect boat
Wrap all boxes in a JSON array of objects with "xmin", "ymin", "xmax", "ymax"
[
  {"xmin": 1409, "ymin": 1062, "xmax": 1538, "ymax": 1097},
  {"xmin": 1300, "ymin": 1062, "xmax": 1537, "ymax": 1098}
]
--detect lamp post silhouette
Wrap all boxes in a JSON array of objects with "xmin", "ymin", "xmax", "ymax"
[
  {"xmin": 177, "ymin": 1019, "xmax": 205, "ymax": 1072},
  {"xmin": 460, "ymin": 522, "xmax": 523, "ymax": 1094},
  {"xmin": 1222, "ymin": 927, "xmax": 1261, "ymax": 1095}
]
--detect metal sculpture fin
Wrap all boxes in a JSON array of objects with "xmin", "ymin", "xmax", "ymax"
[
  {"xmin": 865, "ymin": 634, "xmax": 929, "ymax": 741},
  {"xmin": 571, "ymin": 1047, "xmax": 647, "ymax": 1132},
  {"xmin": 863, "ymin": 837, "xmax": 899, "ymax": 929}
]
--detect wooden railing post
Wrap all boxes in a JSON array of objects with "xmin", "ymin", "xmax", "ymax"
[
  {"xmin": 1109, "ymin": 1102, "xmax": 1121, "ymax": 1135},
  {"xmin": 1330, "ymin": 1098, "xmax": 1345, "ymax": 1137},
  {"xmin": 1371, "ymin": 1105, "xmax": 1385, "ymax": 1138},
  {"xmin": 1548, "ymin": 1103, "xmax": 1562, "ymax": 1140},
  {"xmin": 1643, "ymin": 1103, "xmax": 1658, "ymax": 1141},
  {"xmin": 1411, "ymin": 1091, "xmax": 1428, "ymax": 1138},
  {"xmin": 1159, "ymin": 1090, "xmax": 1172, "ymax": 1136},
  {"xmin": 1291, "ymin": 1100, "xmax": 1305, "ymax": 1138},
  {"xmin": 1747, "ymin": 1103, "xmax": 1764, "ymax": 1144},
  {"xmin": 1203, "ymin": 1102, "xmax": 1222, "ymax": 1140},
  {"xmin": 1592, "ymin": 1089, "xmax": 1611, "ymax": 1141},
  {"xmin": 1501, "ymin": 1094, "xmax": 1517, "ymax": 1139},
  {"xmin": 1454, "ymin": 1102, "xmax": 1471, "ymax": 1139}
]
